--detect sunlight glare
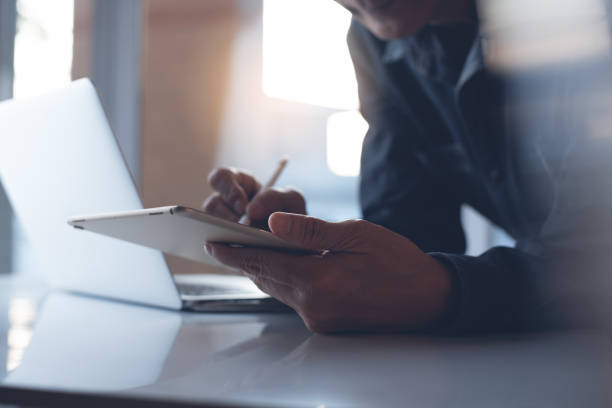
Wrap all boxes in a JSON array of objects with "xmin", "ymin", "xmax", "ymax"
[
  {"xmin": 13, "ymin": 0, "xmax": 74, "ymax": 99},
  {"xmin": 326, "ymin": 111, "xmax": 368, "ymax": 177},
  {"xmin": 262, "ymin": 0, "xmax": 358, "ymax": 110}
]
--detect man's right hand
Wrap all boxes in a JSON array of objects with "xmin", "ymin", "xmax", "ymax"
[{"xmin": 202, "ymin": 167, "xmax": 306, "ymax": 228}]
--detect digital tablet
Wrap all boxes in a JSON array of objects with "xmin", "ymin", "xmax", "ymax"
[{"xmin": 67, "ymin": 206, "xmax": 309, "ymax": 265}]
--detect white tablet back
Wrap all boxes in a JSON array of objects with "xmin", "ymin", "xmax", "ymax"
[
  {"xmin": 0, "ymin": 79, "xmax": 181, "ymax": 309},
  {"xmin": 68, "ymin": 206, "xmax": 309, "ymax": 266}
]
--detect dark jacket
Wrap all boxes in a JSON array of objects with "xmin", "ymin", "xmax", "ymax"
[{"xmin": 348, "ymin": 20, "xmax": 612, "ymax": 333}]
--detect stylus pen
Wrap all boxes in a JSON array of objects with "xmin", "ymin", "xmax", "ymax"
[{"xmin": 238, "ymin": 157, "xmax": 289, "ymax": 225}]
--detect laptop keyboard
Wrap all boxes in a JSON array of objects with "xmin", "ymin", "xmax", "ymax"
[{"xmin": 176, "ymin": 283, "xmax": 251, "ymax": 297}]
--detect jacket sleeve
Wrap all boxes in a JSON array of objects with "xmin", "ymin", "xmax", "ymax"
[
  {"xmin": 349, "ymin": 21, "xmax": 612, "ymax": 333},
  {"xmin": 430, "ymin": 127, "xmax": 612, "ymax": 332}
]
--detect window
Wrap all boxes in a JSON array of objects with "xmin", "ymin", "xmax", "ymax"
[
  {"xmin": 10, "ymin": 0, "xmax": 75, "ymax": 276},
  {"xmin": 262, "ymin": 0, "xmax": 367, "ymax": 178}
]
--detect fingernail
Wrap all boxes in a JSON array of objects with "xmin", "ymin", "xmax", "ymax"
[
  {"xmin": 271, "ymin": 213, "xmax": 291, "ymax": 235},
  {"xmin": 204, "ymin": 243, "xmax": 213, "ymax": 256},
  {"xmin": 233, "ymin": 200, "xmax": 245, "ymax": 214}
]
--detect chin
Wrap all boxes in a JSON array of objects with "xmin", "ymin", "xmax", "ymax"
[
  {"xmin": 364, "ymin": 0, "xmax": 438, "ymax": 40},
  {"xmin": 370, "ymin": 20, "xmax": 420, "ymax": 40}
]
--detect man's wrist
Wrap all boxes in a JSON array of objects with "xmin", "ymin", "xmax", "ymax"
[{"xmin": 423, "ymin": 254, "xmax": 461, "ymax": 332}]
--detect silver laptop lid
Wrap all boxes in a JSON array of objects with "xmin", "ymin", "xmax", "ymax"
[{"xmin": 0, "ymin": 79, "xmax": 182, "ymax": 309}]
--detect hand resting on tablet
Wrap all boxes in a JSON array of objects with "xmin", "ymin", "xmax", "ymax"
[{"xmin": 202, "ymin": 167, "xmax": 306, "ymax": 229}]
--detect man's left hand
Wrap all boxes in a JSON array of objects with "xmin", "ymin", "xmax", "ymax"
[{"xmin": 205, "ymin": 212, "xmax": 453, "ymax": 333}]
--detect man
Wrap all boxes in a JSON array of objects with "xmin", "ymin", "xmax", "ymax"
[{"xmin": 202, "ymin": 0, "xmax": 612, "ymax": 333}]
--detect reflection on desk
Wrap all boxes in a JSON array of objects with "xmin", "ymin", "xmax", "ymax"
[
  {"xmin": 0, "ymin": 281, "xmax": 610, "ymax": 407},
  {"xmin": 5, "ymin": 293, "xmax": 181, "ymax": 390}
]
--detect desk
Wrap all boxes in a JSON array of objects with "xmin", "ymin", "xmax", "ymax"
[{"xmin": 0, "ymin": 276, "xmax": 610, "ymax": 407}]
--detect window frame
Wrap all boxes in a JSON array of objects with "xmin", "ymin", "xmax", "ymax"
[{"xmin": 0, "ymin": 0, "xmax": 17, "ymax": 274}]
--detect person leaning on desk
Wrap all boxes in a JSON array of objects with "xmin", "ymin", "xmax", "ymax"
[{"xmin": 202, "ymin": 0, "xmax": 612, "ymax": 334}]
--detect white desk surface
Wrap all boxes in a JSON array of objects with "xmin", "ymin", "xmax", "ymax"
[{"xmin": 0, "ymin": 275, "xmax": 610, "ymax": 407}]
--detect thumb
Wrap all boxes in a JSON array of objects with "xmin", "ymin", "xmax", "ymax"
[{"xmin": 268, "ymin": 212, "xmax": 359, "ymax": 252}]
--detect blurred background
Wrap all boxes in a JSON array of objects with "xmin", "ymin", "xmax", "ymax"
[
  {"xmin": 4, "ymin": 0, "xmax": 610, "ymax": 277},
  {"xmin": 0, "ymin": 0, "xmax": 509, "ymax": 276}
]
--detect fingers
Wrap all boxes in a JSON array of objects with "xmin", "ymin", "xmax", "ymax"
[
  {"xmin": 246, "ymin": 188, "xmax": 306, "ymax": 224},
  {"xmin": 268, "ymin": 212, "xmax": 369, "ymax": 252},
  {"xmin": 205, "ymin": 242, "xmax": 349, "ymax": 333},
  {"xmin": 234, "ymin": 171, "xmax": 261, "ymax": 198},
  {"xmin": 204, "ymin": 243, "xmax": 317, "ymax": 288},
  {"xmin": 207, "ymin": 168, "xmax": 261, "ymax": 215},
  {"xmin": 248, "ymin": 275, "xmax": 297, "ymax": 310},
  {"xmin": 202, "ymin": 193, "xmax": 240, "ymax": 222},
  {"xmin": 204, "ymin": 167, "xmax": 307, "ymax": 227}
]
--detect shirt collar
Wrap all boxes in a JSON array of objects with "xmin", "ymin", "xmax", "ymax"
[
  {"xmin": 457, "ymin": 35, "xmax": 484, "ymax": 89},
  {"xmin": 382, "ymin": 24, "xmax": 485, "ymax": 87},
  {"xmin": 382, "ymin": 37, "xmax": 411, "ymax": 64}
]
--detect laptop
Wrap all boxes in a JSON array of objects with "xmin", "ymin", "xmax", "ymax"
[{"xmin": 0, "ymin": 78, "xmax": 289, "ymax": 312}]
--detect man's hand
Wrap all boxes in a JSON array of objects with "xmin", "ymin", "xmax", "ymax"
[
  {"xmin": 202, "ymin": 167, "xmax": 306, "ymax": 228},
  {"xmin": 205, "ymin": 212, "xmax": 453, "ymax": 333}
]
